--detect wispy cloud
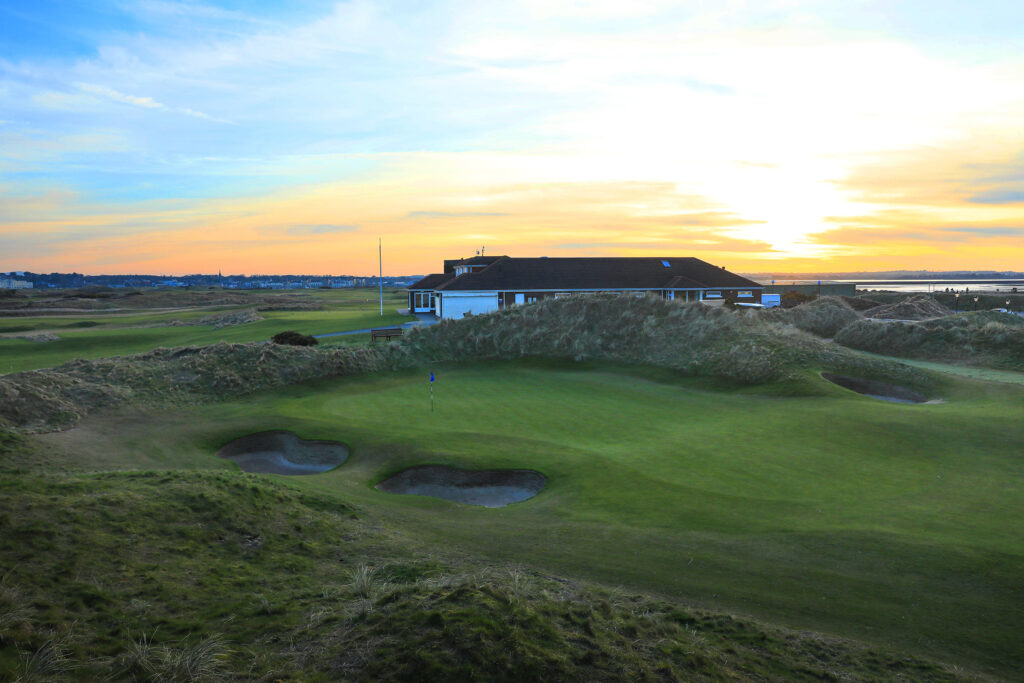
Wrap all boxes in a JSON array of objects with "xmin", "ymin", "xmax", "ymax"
[
  {"xmin": 405, "ymin": 211, "xmax": 508, "ymax": 219},
  {"xmin": 75, "ymin": 83, "xmax": 231, "ymax": 123},
  {"xmin": 285, "ymin": 224, "xmax": 360, "ymax": 235},
  {"xmin": 967, "ymin": 189, "xmax": 1024, "ymax": 205}
]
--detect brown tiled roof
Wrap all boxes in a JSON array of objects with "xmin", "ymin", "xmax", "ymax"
[
  {"xmin": 432, "ymin": 257, "xmax": 760, "ymax": 292},
  {"xmin": 442, "ymin": 255, "xmax": 507, "ymax": 273},
  {"xmin": 407, "ymin": 272, "xmax": 455, "ymax": 290}
]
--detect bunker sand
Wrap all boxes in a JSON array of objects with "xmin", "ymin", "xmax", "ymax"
[
  {"xmin": 377, "ymin": 465, "xmax": 545, "ymax": 507},
  {"xmin": 217, "ymin": 430, "xmax": 348, "ymax": 475},
  {"xmin": 822, "ymin": 373, "xmax": 928, "ymax": 404}
]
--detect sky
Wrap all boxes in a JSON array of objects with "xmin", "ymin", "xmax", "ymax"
[{"xmin": 2, "ymin": 0, "xmax": 1024, "ymax": 276}]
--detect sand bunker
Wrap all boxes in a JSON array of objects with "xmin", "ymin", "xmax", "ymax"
[
  {"xmin": 217, "ymin": 431, "xmax": 348, "ymax": 475},
  {"xmin": 821, "ymin": 373, "xmax": 927, "ymax": 404},
  {"xmin": 377, "ymin": 465, "xmax": 545, "ymax": 507}
]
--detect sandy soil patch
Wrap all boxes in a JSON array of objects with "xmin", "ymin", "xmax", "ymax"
[
  {"xmin": 376, "ymin": 465, "xmax": 545, "ymax": 507},
  {"xmin": 217, "ymin": 430, "xmax": 348, "ymax": 475},
  {"xmin": 821, "ymin": 373, "xmax": 928, "ymax": 404}
]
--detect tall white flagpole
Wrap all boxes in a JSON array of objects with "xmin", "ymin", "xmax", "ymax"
[{"xmin": 379, "ymin": 237, "xmax": 383, "ymax": 316}]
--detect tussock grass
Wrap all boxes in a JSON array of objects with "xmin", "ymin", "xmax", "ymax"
[
  {"xmin": 394, "ymin": 294, "xmax": 927, "ymax": 387},
  {"xmin": 763, "ymin": 296, "xmax": 861, "ymax": 337},
  {"xmin": 0, "ymin": 468, "xmax": 975, "ymax": 681},
  {"xmin": 1, "ymin": 294, "xmax": 935, "ymax": 432},
  {"xmin": 0, "ymin": 342, "xmax": 388, "ymax": 432},
  {"xmin": 835, "ymin": 310, "xmax": 1024, "ymax": 370}
]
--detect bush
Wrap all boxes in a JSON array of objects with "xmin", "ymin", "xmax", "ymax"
[
  {"xmin": 765, "ymin": 297, "xmax": 861, "ymax": 338},
  {"xmin": 834, "ymin": 311, "xmax": 1024, "ymax": 370},
  {"xmin": 271, "ymin": 331, "xmax": 318, "ymax": 346},
  {"xmin": 780, "ymin": 291, "xmax": 815, "ymax": 308}
]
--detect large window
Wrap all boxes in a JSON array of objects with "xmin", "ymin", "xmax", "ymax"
[
  {"xmin": 705, "ymin": 291, "xmax": 722, "ymax": 299},
  {"xmin": 414, "ymin": 292, "xmax": 433, "ymax": 309},
  {"xmin": 737, "ymin": 291, "xmax": 753, "ymax": 298}
]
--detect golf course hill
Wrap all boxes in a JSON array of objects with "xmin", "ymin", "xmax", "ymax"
[
  {"xmin": 0, "ymin": 433, "xmax": 967, "ymax": 681},
  {"xmin": 0, "ymin": 293, "xmax": 933, "ymax": 432},
  {"xmin": 2, "ymin": 293, "xmax": 1019, "ymax": 680}
]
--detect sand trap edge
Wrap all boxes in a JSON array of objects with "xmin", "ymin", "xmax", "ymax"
[
  {"xmin": 821, "ymin": 373, "xmax": 928, "ymax": 404},
  {"xmin": 376, "ymin": 465, "xmax": 546, "ymax": 508},
  {"xmin": 216, "ymin": 430, "xmax": 349, "ymax": 475}
]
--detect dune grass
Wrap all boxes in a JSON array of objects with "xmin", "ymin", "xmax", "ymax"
[
  {"xmin": 0, "ymin": 466, "xmax": 969, "ymax": 681},
  {"xmin": 835, "ymin": 310, "xmax": 1024, "ymax": 371},
  {"xmin": 21, "ymin": 360, "xmax": 1024, "ymax": 679}
]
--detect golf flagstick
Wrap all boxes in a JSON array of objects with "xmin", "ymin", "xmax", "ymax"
[{"xmin": 430, "ymin": 371, "xmax": 435, "ymax": 412}]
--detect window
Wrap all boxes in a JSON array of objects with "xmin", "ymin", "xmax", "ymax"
[
  {"xmin": 737, "ymin": 291, "xmax": 752, "ymax": 298},
  {"xmin": 526, "ymin": 295, "xmax": 538, "ymax": 303},
  {"xmin": 705, "ymin": 291, "xmax": 722, "ymax": 299}
]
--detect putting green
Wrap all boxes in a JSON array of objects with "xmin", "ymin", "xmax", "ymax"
[{"xmin": 37, "ymin": 360, "xmax": 1024, "ymax": 678}]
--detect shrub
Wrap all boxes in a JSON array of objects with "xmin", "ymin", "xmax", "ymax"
[
  {"xmin": 765, "ymin": 296, "xmax": 861, "ymax": 338},
  {"xmin": 271, "ymin": 330, "xmax": 318, "ymax": 346},
  {"xmin": 834, "ymin": 311, "xmax": 1024, "ymax": 370},
  {"xmin": 780, "ymin": 291, "xmax": 815, "ymax": 308}
]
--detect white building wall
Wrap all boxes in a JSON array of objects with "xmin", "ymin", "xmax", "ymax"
[{"xmin": 440, "ymin": 292, "xmax": 498, "ymax": 319}]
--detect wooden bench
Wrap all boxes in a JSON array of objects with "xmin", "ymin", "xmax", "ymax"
[{"xmin": 371, "ymin": 327, "xmax": 403, "ymax": 341}]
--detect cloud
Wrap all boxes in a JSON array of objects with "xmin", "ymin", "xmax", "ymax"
[
  {"xmin": 405, "ymin": 211, "xmax": 508, "ymax": 219},
  {"xmin": 660, "ymin": 212, "xmax": 765, "ymax": 227},
  {"xmin": 77, "ymin": 83, "xmax": 164, "ymax": 109},
  {"xmin": 285, "ymin": 224, "xmax": 360, "ymax": 235},
  {"xmin": 967, "ymin": 189, "xmax": 1024, "ymax": 204},
  {"xmin": 75, "ymin": 83, "xmax": 230, "ymax": 122}
]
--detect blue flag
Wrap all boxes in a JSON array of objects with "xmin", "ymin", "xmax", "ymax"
[{"xmin": 430, "ymin": 371, "xmax": 435, "ymax": 383}]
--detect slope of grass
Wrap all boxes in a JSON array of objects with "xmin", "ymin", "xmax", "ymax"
[
  {"xmin": 0, "ymin": 464, "xmax": 966, "ymax": 681},
  {"xmin": 394, "ymin": 294, "xmax": 928, "ymax": 387},
  {"xmin": 27, "ymin": 361, "xmax": 1024, "ymax": 679},
  {"xmin": 0, "ymin": 295, "xmax": 933, "ymax": 432},
  {"xmin": 835, "ymin": 311, "xmax": 1024, "ymax": 370}
]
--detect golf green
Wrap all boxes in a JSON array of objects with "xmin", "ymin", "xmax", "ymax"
[{"xmin": 36, "ymin": 360, "xmax": 1024, "ymax": 677}]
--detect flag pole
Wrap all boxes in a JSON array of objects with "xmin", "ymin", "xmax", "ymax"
[{"xmin": 378, "ymin": 237, "xmax": 383, "ymax": 317}]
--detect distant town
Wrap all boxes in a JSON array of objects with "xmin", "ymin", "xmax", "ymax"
[
  {"xmin": 2, "ymin": 268, "xmax": 1024, "ymax": 292},
  {"xmin": 0, "ymin": 272, "xmax": 423, "ymax": 290}
]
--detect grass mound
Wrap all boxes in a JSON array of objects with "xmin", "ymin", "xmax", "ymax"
[
  {"xmin": 0, "ymin": 463, "xmax": 967, "ymax": 681},
  {"xmin": 395, "ymin": 294, "xmax": 926, "ymax": 387},
  {"xmin": 0, "ymin": 343, "xmax": 387, "ymax": 432},
  {"xmin": 764, "ymin": 296, "xmax": 861, "ymax": 337},
  {"xmin": 840, "ymin": 295, "xmax": 882, "ymax": 312},
  {"xmin": 835, "ymin": 311, "xmax": 1024, "ymax": 370},
  {"xmin": 1, "ymin": 294, "xmax": 935, "ymax": 432},
  {"xmin": 863, "ymin": 295, "xmax": 952, "ymax": 320}
]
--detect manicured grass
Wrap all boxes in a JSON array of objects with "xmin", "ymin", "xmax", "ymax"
[
  {"xmin": 0, "ymin": 290, "xmax": 411, "ymax": 373},
  {"xmin": 32, "ymin": 360, "xmax": 1024, "ymax": 678}
]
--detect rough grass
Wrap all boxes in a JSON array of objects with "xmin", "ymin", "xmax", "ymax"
[
  {"xmin": 394, "ymin": 294, "xmax": 926, "ymax": 387},
  {"xmin": 0, "ymin": 465, "xmax": 970, "ymax": 681},
  {"xmin": 862, "ymin": 294, "xmax": 952, "ymax": 320},
  {"xmin": 0, "ymin": 343, "xmax": 388, "ymax": 432},
  {"xmin": 0, "ymin": 294, "xmax": 932, "ymax": 432},
  {"xmin": 762, "ymin": 296, "xmax": 861, "ymax": 337},
  {"xmin": 835, "ymin": 310, "xmax": 1024, "ymax": 371}
]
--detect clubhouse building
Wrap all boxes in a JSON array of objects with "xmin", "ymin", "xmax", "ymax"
[{"xmin": 407, "ymin": 256, "xmax": 763, "ymax": 319}]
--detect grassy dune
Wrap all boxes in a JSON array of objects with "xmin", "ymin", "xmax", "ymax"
[
  {"xmin": 835, "ymin": 311, "xmax": 1024, "ymax": 371},
  {"xmin": 2, "ymin": 295, "xmax": 1021, "ymax": 679},
  {"xmin": 10, "ymin": 361, "xmax": 1021, "ymax": 679},
  {"xmin": 0, "ymin": 461, "xmax": 965, "ymax": 681}
]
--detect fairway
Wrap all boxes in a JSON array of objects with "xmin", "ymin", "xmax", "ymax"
[
  {"xmin": 38, "ymin": 360, "xmax": 1024, "ymax": 678},
  {"xmin": 0, "ymin": 288, "xmax": 411, "ymax": 373}
]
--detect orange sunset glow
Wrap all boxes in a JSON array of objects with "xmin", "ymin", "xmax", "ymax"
[{"xmin": 3, "ymin": 2, "xmax": 1024, "ymax": 275}]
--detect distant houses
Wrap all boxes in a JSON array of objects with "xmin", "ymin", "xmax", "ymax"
[
  {"xmin": 0, "ymin": 277, "xmax": 32, "ymax": 289},
  {"xmin": 407, "ymin": 256, "xmax": 763, "ymax": 319}
]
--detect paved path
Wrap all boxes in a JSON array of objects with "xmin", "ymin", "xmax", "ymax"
[{"xmin": 314, "ymin": 313, "xmax": 437, "ymax": 339}]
